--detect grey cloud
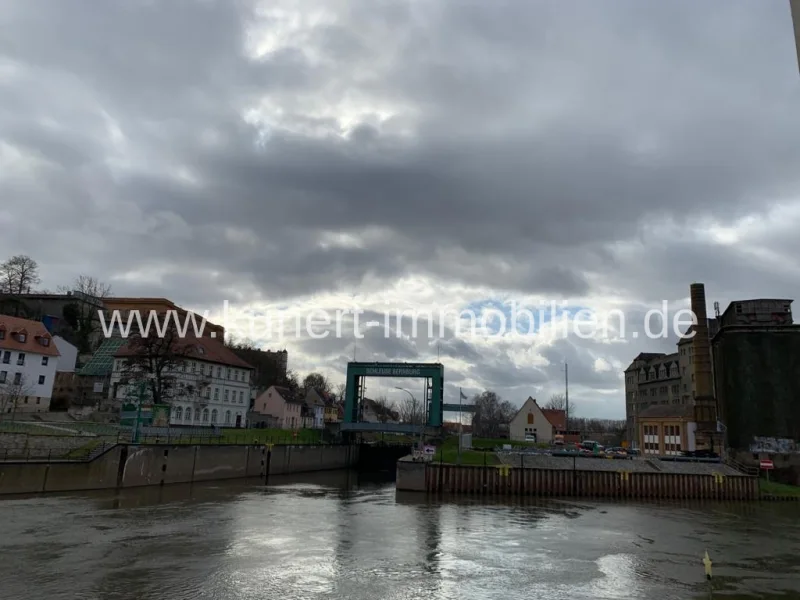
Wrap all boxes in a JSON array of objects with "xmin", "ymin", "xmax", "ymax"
[{"xmin": 2, "ymin": 0, "xmax": 800, "ymax": 419}]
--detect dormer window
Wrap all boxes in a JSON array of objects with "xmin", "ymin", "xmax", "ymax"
[
  {"xmin": 0, "ymin": 329, "xmax": 5, "ymax": 340},
  {"xmin": 197, "ymin": 346, "xmax": 205, "ymax": 355},
  {"xmin": 40, "ymin": 337, "xmax": 50, "ymax": 347},
  {"xmin": 17, "ymin": 333, "xmax": 26, "ymax": 343}
]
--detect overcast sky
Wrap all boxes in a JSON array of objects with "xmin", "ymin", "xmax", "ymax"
[{"xmin": 2, "ymin": 0, "xmax": 799, "ymax": 418}]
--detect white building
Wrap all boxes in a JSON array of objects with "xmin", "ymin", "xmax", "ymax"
[
  {"xmin": 110, "ymin": 336, "xmax": 254, "ymax": 428},
  {"xmin": 0, "ymin": 316, "xmax": 61, "ymax": 414},
  {"xmin": 53, "ymin": 335, "xmax": 78, "ymax": 372}
]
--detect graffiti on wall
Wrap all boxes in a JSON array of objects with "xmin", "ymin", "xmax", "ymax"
[{"xmin": 749, "ymin": 436, "xmax": 798, "ymax": 454}]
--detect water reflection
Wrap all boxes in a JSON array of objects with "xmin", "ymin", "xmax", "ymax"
[{"xmin": 1, "ymin": 471, "xmax": 799, "ymax": 600}]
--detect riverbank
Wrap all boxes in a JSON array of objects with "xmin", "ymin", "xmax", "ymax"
[{"xmin": 0, "ymin": 443, "xmax": 358, "ymax": 495}]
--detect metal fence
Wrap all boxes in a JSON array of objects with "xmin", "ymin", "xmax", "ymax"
[{"xmin": 0, "ymin": 441, "xmax": 116, "ymax": 462}]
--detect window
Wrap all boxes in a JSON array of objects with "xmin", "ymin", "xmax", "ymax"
[
  {"xmin": 527, "ymin": 413, "xmax": 534, "ymax": 424},
  {"xmin": 175, "ymin": 406, "xmax": 183, "ymax": 420},
  {"xmin": 17, "ymin": 353, "xmax": 25, "ymax": 366},
  {"xmin": 18, "ymin": 333, "xmax": 26, "ymax": 343},
  {"xmin": 13, "ymin": 372, "xmax": 21, "ymax": 385},
  {"xmin": 239, "ymin": 391, "xmax": 244, "ymax": 404},
  {"xmin": 38, "ymin": 375, "xmax": 45, "ymax": 385},
  {"xmin": 243, "ymin": 372, "xmax": 248, "ymax": 383},
  {"xmin": 235, "ymin": 370, "xmax": 239, "ymax": 381},
  {"xmin": 198, "ymin": 346, "xmax": 205, "ymax": 355},
  {"xmin": 691, "ymin": 374, "xmax": 695, "ymax": 382},
  {"xmin": 36, "ymin": 397, "xmax": 40, "ymax": 404},
  {"xmin": 185, "ymin": 407, "xmax": 192, "ymax": 422},
  {"xmin": 216, "ymin": 367, "xmax": 221, "ymax": 378},
  {"xmin": 224, "ymin": 389, "xmax": 229, "ymax": 402},
  {"xmin": 211, "ymin": 409, "xmax": 218, "ymax": 423},
  {"xmin": 1, "ymin": 351, "xmax": 9, "ymax": 364},
  {"xmin": 205, "ymin": 388, "xmax": 210, "ymax": 399},
  {"xmin": 191, "ymin": 362, "xmax": 196, "ymax": 373},
  {"xmin": 42, "ymin": 356, "xmax": 48, "ymax": 366},
  {"xmin": 226, "ymin": 368, "xmax": 231, "ymax": 380},
  {"xmin": 0, "ymin": 371, "xmax": 5, "ymax": 383},
  {"xmin": 214, "ymin": 387, "xmax": 219, "ymax": 400},
  {"xmin": 225, "ymin": 410, "xmax": 231, "ymax": 424},
  {"xmin": 40, "ymin": 337, "xmax": 49, "ymax": 346},
  {"xmin": 0, "ymin": 330, "xmax": 4, "ymax": 340},
  {"xmin": 202, "ymin": 408, "xmax": 209, "ymax": 422}
]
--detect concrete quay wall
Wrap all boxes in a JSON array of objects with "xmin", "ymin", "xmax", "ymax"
[
  {"xmin": 398, "ymin": 461, "xmax": 760, "ymax": 501},
  {"xmin": 0, "ymin": 444, "xmax": 358, "ymax": 495}
]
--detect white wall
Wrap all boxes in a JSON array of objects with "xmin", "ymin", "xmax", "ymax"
[
  {"xmin": 0, "ymin": 349, "xmax": 58, "ymax": 413},
  {"xmin": 110, "ymin": 357, "xmax": 252, "ymax": 428},
  {"xmin": 53, "ymin": 336, "xmax": 78, "ymax": 372}
]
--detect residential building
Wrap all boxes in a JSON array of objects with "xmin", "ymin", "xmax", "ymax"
[
  {"xmin": 102, "ymin": 297, "xmax": 225, "ymax": 339},
  {"xmin": 638, "ymin": 404, "xmax": 696, "ymax": 456},
  {"xmin": 509, "ymin": 397, "xmax": 562, "ymax": 443},
  {"xmin": 323, "ymin": 393, "xmax": 340, "ymax": 424},
  {"xmin": 303, "ymin": 388, "xmax": 326, "ymax": 429},
  {"xmin": 623, "ymin": 352, "xmax": 681, "ymax": 446},
  {"xmin": 0, "ymin": 315, "xmax": 61, "ymax": 414},
  {"xmin": 359, "ymin": 398, "xmax": 400, "ymax": 424},
  {"xmin": 253, "ymin": 385, "xmax": 303, "ymax": 429},
  {"xmin": 52, "ymin": 336, "xmax": 78, "ymax": 372},
  {"xmin": 711, "ymin": 298, "xmax": 800, "ymax": 450},
  {"xmin": 48, "ymin": 335, "xmax": 79, "ymax": 412},
  {"xmin": 110, "ymin": 335, "xmax": 253, "ymax": 427}
]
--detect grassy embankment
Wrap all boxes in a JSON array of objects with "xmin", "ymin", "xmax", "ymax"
[
  {"xmin": 432, "ymin": 437, "xmax": 548, "ymax": 465},
  {"xmin": 759, "ymin": 479, "xmax": 800, "ymax": 497}
]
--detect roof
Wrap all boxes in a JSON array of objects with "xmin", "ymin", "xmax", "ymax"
[
  {"xmin": 0, "ymin": 315, "xmax": 61, "ymax": 357},
  {"xmin": 77, "ymin": 336, "xmax": 128, "ymax": 376},
  {"xmin": 638, "ymin": 404, "xmax": 695, "ymax": 420},
  {"xmin": 269, "ymin": 385, "xmax": 303, "ymax": 404},
  {"xmin": 114, "ymin": 335, "xmax": 253, "ymax": 369},
  {"xmin": 541, "ymin": 409, "xmax": 566, "ymax": 430}
]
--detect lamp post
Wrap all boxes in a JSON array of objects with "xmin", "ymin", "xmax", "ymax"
[{"xmin": 396, "ymin": 387, "xmax": 422, "ymax": 448}]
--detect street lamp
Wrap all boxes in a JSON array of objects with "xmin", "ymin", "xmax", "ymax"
[{"xmin": 396, "ymin": 386, "xmax": 423, "ymax": 448}]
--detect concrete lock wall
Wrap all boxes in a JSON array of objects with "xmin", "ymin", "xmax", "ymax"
[
  {"xmin": 0, "ymin": 443, "xmax": 359, "ymax": 495},
  {"xmin": 409, "ymin": 464, "xmax": 760, "ymax": 501}
]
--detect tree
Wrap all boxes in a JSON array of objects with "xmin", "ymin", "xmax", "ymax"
[
  {"xmin": 471, "ymin": 390, "xmax": 516, "ymax": 438},
  {"xmin": 57, "ymin": 274, "xmax": 112, "ymax": 354},
  {"xmin": 118, "ymin": 319, "xmax": 193, "ymax": 406},
  {"xmin": 302, "ymin": 372, "xmax": 331, "ymax": 394},
  {"xmin": 0, "ymin": 374, "xmax": 33, "ymax": 420},
  {"xmin": 371, "ymin": 395, "xmax": 398, "ymax": 423},
  {"xmin": 397, "ymin": 395, "xmax": 423, "ymax": 425},
  {"xmin": 544, "ymin": 393, "xmax": 576, "ymax": 417},
  {"xmin": 335, "ymin": 382, "xmax": 346, "ymax": 401},
  {"xmin": 0, "ymin": 255, "xmax": 41, "ymax": 316}
]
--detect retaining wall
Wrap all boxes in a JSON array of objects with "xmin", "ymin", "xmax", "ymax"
[
  {"xmin": 0, "ymin": 443, "xmax": 358, "ymax": 495},
  {"xmin": 397, "ymin": 462, "xmax": 759, "ymax": 501}
]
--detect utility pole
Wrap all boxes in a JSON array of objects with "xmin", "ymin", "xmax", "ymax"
[{"xmin": 565, "ymin": 362, "xmax": 569, "ymax": 432}]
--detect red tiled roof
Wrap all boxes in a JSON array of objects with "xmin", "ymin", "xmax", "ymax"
[
  {"xmin": 542, "ymin": 409, "xmax": 566, "ymax": 430},
  {"xmin": 0, "ymin": 315, "xmax": 60, "ymax": 357},
  {"xmin": 115, "ymin": 334, "xmax": 253, "ymax": 369}
]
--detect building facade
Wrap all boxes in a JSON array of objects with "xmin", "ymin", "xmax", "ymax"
[
  {"xmin": 509, "ymin": 397, "xmax": 561, "ymax": 443},
  {"xmin": 110, "ymin": 336, "xmax": 253, "ymax": 427},
  {"xmin": 253, "ymin": 385, "xmax": 303, "ymax": 429},
  {"xmin": 712, "ymin": 299, "xmax": 800, "ymax": 450},
  {"xmin": 624, "ymin": 352, "xmax": 681, "ymax": 446},
  {"xmin": 638, "ymin": 405, "xmax": 696, "ymax": 456},
  {"xmin": 0, "ymin": 316, "xmax": 61, "ymax": 414}
]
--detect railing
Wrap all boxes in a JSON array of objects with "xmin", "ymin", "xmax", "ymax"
[
  {"xmin": 724, "ymin": 455, "xmax": 759, "ymax": 476},
  {"xmin": 0, "ymin": 440, "xmax": 117, "ymax": 463}
]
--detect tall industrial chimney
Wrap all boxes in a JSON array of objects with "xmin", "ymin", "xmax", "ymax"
[{"xmin": 690, "ymin": 283, "xmax": 720, "ymax": 450}]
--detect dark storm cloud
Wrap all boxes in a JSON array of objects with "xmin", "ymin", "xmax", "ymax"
[{"xmin": 2, "ymin": 0, "xmax": 800, "ymax": 416}]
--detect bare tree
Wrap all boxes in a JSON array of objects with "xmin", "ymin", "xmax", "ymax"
[
  {"xmin": 335, "ymin": 382, "xmax": 346, "ymax": 401},
  {"xmin": 118, "ymin": 319, "xmax": 193, "ymax": 406},
  {"xmin": 57, "ymin": 274, "xmax": 113, "ymax": 353},
  {"xmin": 0, "ymin": 255, "xmax": 41, "ymax": 316},
  {"xmin": 302, "ymin": 372, "xmax": 331, "ymax": 394},
  {"xmin": 0, "ymin": 374, "xmax": 33, "ymax": 420},
  {"xmin": 371, "ymin": 395, "xmax": 398, "ymax": 423},
  {"xmin": 471, "ymin": 390, "xmax": 516, "ymax": 438},
  {"xmin": 398, "ymin": 395, "xmax": 423, "ymax": 425},
  {"xmin": 544, "ymin": 393, "xmax": 576, "ymax": 417}
]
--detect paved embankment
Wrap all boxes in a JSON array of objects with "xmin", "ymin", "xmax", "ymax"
[
  {"xmin": 496, "ymin": 453, "xmax": 743, "ymax": 476},
  {"xmin": 0, "ymin": 443, "xmax": 358, "ymax": 495}
]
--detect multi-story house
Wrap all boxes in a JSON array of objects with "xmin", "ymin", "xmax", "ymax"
[
  {"xmin": 110, "ymin": 336, "xmax": 253, "ymax": 428},
  {"xmin": 623, "ymin": 352, "xmax": 681, "ymax": 447},
  {"xmin": 303, "ymin": 388, "xmax": 327, "ymax": 429},
  {"xmin": 252, "ymin": 385, "xmax": 303, "ymax": 429},
  {"xmin": 322, "ymin": 393, "xmax": 340, "ymax": 424},
  {"xmin": 0, "ymin": 316, "xmax": 61, "ymax": 414}
]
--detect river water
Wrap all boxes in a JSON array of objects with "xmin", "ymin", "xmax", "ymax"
[{"xmin": 1, "ymin": 470, "xmax": 798, "ymax": 600}]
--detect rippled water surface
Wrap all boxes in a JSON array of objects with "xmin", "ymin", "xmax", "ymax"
[{"xmin": 2, "ymin": 470, "xmax": 799, "ymax": 600}]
